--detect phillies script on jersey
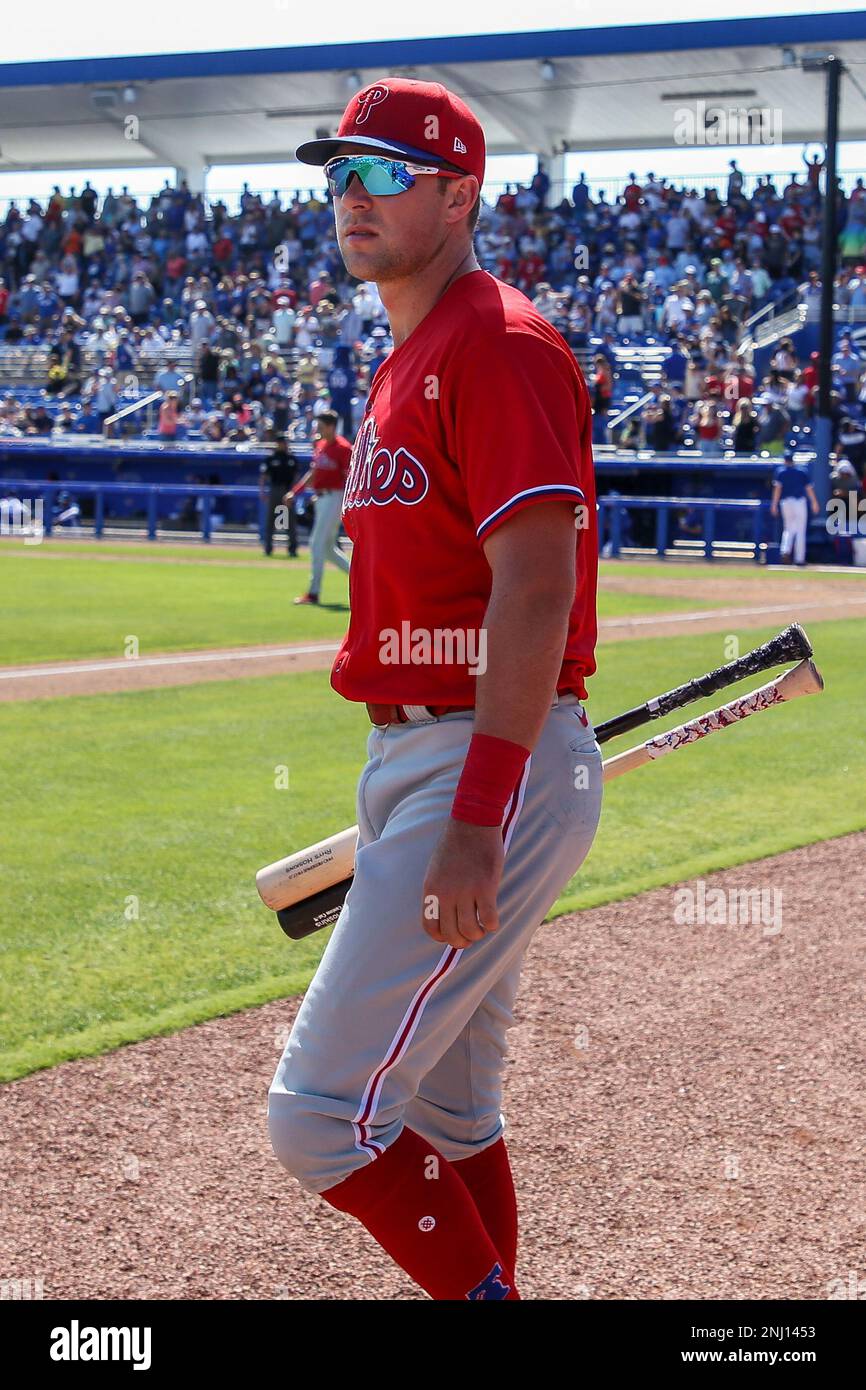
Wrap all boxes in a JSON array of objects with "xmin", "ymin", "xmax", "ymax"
[{"xmin": 331, "ymin": 269, "xmax": 598, "ymax": 705}]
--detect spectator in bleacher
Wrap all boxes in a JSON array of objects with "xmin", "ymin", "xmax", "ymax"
[
  {"xmin": 155, "ymin": 358, "xmax": 184, "ymax": 393},
  {"xmin": 691, "ymin": 397, "xmax": 723, "ymax": 455},
  {"xmin": 785, "ymin": 369, "xmax": 811, "ymax": 425},
  {"xmin": 770, "ymin": 336, "xmax": 798, "ymax": 380},
  {"xmin": 836, "ymin": 416, "xmax": 866, "ymax": 472},
  {"xmin": 832, "ymin": 335, "xmax": 862, "ymax": 402},
  {"xmin": 365, "ymin": 329, "xmax": 390, "ymax": 383},
  {"xmin": 272, "ymin": 295, "xmax": 296, "ymax": 347},
  {"xmin": 594, "ymin": 281, "xmax": 618, "ymax": 333},
  {"xmin": 189, "ymin": 299, "xmax": 215, "ymax": 352},
  {"xmin": 715, "ymin": 304, "xmax": 740, "ymax": 348},
  {"xmin": 590, "ymin": 353, "xmax": 613, "ymax": 444},
  {"xmin": 184, "ymin": 398, "xmax": 206, "ymax": 432},
  {"xmin": 661, "ymin": 336, "xmax": 688, "ymax": 388},
  {"xmin": 753, "ymin": 394, "xmax": 791, "ymax": 455},
  {"xmin": 45, "ymin": 345, "xmax": 70, "ymax": 395},
  {"xmin": 642, "ymin": 389, "xmax": 677, "ymax": 451},
  {"xmin": 158, "ymin": 391, "xmax": 180, "ymax": 439},
  {"xmin": 723, "ymin": 358, "xmax": 755, "ymax": 403},
  {"xmin": 684, "ymin": 350, "xmax": 706, "ymax": 402},
  {"xmin": 662, "ymin": 280, "xmax": 694, "ymax": 334},
  {"xmin": 83, "ymin": 367, "xmax": 117, "ymax": 431},
  {"xmin": 615, "ymin": 273, "xmax": 644, "ymax": 336},
  {"xmin": 727, "ymin": 159, "xmax": 744, "ymax": 201},
  {"xmin": 732, "ymin": 398, "xmax": 759, "ymax": 453},
  {"xmin": 54, "ymin": 254, "xmax": 79, "ymax": 308},
  {"xmin": 127, "ymin": 270, "xmax": 156, "ymax": 325},
  {"xmin": 51, "ymin": 403, "xmax": 77, "ymax": 434},
  {"xmin": 24, "ymin": 402, "xmax": 53, "ymax": 434},
  {"xmin": 197, "ymin": 341, "xmax": 221, "ymax": 403},
  {"xmin": 326, "ymin": 344, "xmax": 356, "ymax": 438}
]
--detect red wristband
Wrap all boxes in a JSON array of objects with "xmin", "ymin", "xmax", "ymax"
[{"xmin": 451, "ymin": 733, "xmax": 531, "ymax": 827}]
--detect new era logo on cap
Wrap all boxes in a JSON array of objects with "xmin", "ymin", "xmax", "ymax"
[{"xmin": 294, "ymin": 76, "xmax": 486, "ymax": 187}]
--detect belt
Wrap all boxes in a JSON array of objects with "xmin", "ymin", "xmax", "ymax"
[
  {"xmin": 366, "ymin": 702, "xmax": 473, "ymax": 727},
  {"xmin": 365, "ymin": 691, "xmax": 578, "ymax": 728}
]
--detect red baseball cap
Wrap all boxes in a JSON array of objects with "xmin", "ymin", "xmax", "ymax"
[{"xmin": 295, "ymin": 77, "xmax": 485, "ymax": 186}]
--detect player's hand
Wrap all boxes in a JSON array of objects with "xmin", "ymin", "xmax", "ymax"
[
  {"xmin": 422, "ymin": 819, "xmax": 504, "ymax": 949},
  {"xmin": 283, "ymin": 491, "xmax": 295, "ymax": 503}
]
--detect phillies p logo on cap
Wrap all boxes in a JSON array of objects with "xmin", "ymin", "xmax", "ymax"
[{"xmin": 354, "ymin": 85, "xmax": 390, "ymax": 125}]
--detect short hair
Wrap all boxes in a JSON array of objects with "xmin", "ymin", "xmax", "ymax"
[{"xmin": 318, "ymin": 409, "xmax": 339, "ymax": 428}]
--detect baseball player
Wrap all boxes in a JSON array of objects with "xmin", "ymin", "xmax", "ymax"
[
  {"xmin": 268, "ymin": 78, "xmax": 602, "ymax": 1301},
  {"xmin": 288, "ymin": 410, "xmax": 352, "ymax": 604},
  {"xmin": 770, "ymin": 448, "xmax": 820, "ymax": 566}
]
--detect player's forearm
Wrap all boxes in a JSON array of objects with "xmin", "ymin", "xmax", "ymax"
[{"xmin": 472, "ymin": 583, "xmax": 573, "ymax": 752}]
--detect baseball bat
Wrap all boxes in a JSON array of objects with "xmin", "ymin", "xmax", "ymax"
[
  {"xmin": 601, "ymin": 657, "xmax": 823, "ymax": 781},
  {"xmin": 593, "ymin": 622, "xmax": 812, "ymax": 744},
  {"xmin": 258, "ymin": 657, "xmax": 823, "ymax": 938}
]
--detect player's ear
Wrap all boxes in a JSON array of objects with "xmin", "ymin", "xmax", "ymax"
[{"xmin": 443, "ymin": 175, "xmax": 479, "ymax": 228}]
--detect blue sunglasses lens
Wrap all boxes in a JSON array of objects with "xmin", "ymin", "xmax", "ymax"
[{"xmin": 327, "ymin": 157, "xmax": 414, "ymax": 197}]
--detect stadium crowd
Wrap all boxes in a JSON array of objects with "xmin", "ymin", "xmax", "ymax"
[{"xmin": 0, "ymin": 155, "xmax": 864, "ymax": 494}]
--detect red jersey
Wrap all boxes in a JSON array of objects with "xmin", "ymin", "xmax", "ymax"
[
  {"xmin": 330, "ymin": 270, "xmax": 598, "ymax": 707},
  {"xmin": 311, "ymin": 435, "xmax": 352, "ymax": 491}
]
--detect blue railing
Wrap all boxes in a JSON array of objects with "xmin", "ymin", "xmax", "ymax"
[
  {"xmin": 3, "ymin": 478, "xmax": 781, "ymax": 557},
  {"xmin": 598, "ymin": 494, "xmax": 767, "ymax": 561},
  {"xmin": 3, "ymin": 479, "xmax": 271, "ymax": 543}
]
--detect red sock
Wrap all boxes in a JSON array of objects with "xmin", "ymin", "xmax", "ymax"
[
  {"xmin": 452, "ymin": 1136, "xmax": 519, "ymax": 1277},
  {"xmin": 321, "ymin": 1125, "xmax": 520, "ymax": 1300}
]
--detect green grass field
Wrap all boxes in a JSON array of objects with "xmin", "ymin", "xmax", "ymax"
[
  {"xmin": 1, "ymin": 600, "xmax": 863, "ymax": 1082},
  {"xmin": 0, "ymin": 548, "xmax": 724, "ymax": 664}
]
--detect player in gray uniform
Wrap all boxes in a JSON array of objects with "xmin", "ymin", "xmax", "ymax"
[{"xmin": 268, "ymin": 78, "xmax": 603, "ymax": 1301}]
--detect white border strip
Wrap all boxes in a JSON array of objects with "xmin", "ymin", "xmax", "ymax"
[
  {"xmin": 0, "ymin": 642, "xmax": 341, "ymax": 681},
  {"xmin": 600, "ymin": 597, "xmax": 866, "ymax": 629}
]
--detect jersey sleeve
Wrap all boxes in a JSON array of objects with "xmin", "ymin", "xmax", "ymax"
[{"xmin": 446, "ymin": 329, "xmax": 591, "ymax": 542}]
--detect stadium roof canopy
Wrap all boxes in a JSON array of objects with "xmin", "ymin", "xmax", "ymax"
[{"xmin": 1, "ymin": 12, "xmax": 866, "ymax": 180}]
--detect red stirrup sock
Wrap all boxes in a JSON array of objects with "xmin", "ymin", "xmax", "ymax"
[
  {"xmin": 452, "ymin": 1136, "xmax": 519, "ymax": 1277},
  {"xmin": 320, "ymin": 1125, "xmax": 520, "ymax": 1300}
]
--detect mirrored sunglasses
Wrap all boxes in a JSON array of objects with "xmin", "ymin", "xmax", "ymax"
[{"xmin": 324, "ymin": 155, "xmax": 463, "ymax": 198}]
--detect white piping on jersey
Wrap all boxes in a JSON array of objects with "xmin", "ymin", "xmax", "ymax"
[{"xmin": 476, "ymin": 484, "xmax": 586, "ymax": 537}]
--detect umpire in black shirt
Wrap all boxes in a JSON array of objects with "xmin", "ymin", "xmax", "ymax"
[{"xmin": 260, "ymin": 437, "xmax": 299, "ymax": 556}]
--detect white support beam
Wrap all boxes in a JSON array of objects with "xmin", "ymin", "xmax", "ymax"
[{"xmin": 427, "ymin": 62, "xmax": 559, "ymax": 159}]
